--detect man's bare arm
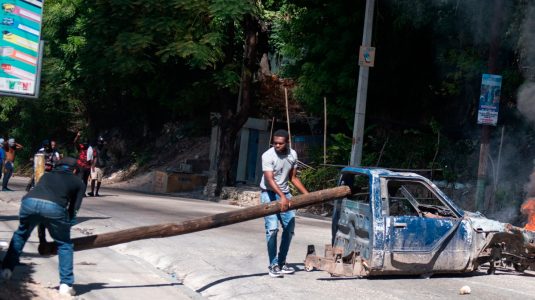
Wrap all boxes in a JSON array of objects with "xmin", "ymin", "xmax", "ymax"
[
  {"xmin": 73, "ymin": 132, "xmax": 80, "ymax": 144},
  {"xmin": 289, "ymin": 168, "xmax": 309, "ymax": 194}
]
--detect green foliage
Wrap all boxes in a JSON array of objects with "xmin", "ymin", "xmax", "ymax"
[
  {"xmin": 326, "ymin": 133, "xmax": 352, "ymax": 165},
  {"xmin": 296, "ymin": 166, "xmax": 340, "ymax": 193},
  {"xmin": 0, "ymin": 0, "xmax": 263, "ymax": 160},
  {"xmin": 131, "ymin": 150, "xmax": 151, "ymax": 166},
  {"xmin": 271, "ymin": 0, "xmax": 361, "ymax": 129}
]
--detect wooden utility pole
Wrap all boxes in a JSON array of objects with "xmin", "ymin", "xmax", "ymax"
[
  {"xmin": 284, "ymin": 87, "xmax": 292, "ymax": 149},
  {"xmin": 475, "ymin": 0, "xmax": 504, "ymax": 211},
  {"xmin": 350, "ymin": 0, "xmax": 375, "ymax": 166},
  {"xmin": 38, "ymin": 186, "xmax": 351, "ymax": 255},
  {"xmin": 324, "ymin": 96, "xmax": 327, "ymax": 164}
]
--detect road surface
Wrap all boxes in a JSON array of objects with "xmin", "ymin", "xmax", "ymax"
[{"xmin": 1, "ymin": 176, "xmax": 535, "ymax": 300}]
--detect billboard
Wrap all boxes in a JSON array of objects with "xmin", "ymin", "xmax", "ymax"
[
  {"xmin": 477, "ymin": 74, "xmax": 502, "ymax": 126},
  {"xmin": 0, "ymin": 0, "xmax": 43, "ymax": 98}
]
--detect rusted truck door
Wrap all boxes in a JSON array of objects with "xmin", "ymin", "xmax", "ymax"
[
  {"xmin": 380, "ymin": 178, "xmax": 471, "ymax": 274},
  {"xmin": 333, "ymin": 172, "xmax": 374, "ymax": 263}
]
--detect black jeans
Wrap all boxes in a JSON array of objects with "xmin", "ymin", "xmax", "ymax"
[{"xmin": 78, "ymin": 167, "xmax": 90, "ymax": 187}]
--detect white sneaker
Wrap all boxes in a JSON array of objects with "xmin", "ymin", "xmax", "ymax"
[
  {"xmin": 59, "ymin": 283, "xmax": 76, "ymax": 296},
  {"xmin": 1, "ymin": 268, "xmax": 12, "ymax": 280},
  {"xmin": 0, "ymin": 240, "xmax": 8, "ymax": 249}
]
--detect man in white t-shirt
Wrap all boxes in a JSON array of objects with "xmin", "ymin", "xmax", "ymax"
[{"xmin": 259, "ymin": 129, "xmax": 308, "ymax": 278}]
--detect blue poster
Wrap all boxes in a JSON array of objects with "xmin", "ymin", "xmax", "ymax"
[{"xmin": 477, "ymin": 74, "xmax": 502, "ymax": 126}]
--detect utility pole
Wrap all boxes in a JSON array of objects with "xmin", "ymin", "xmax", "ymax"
[
  {"xmin": 38, "ymin": 186, "xmax": 351, "ymax": 255},
  {"xmin": 350, "ymin": 0, "xmax": 375, "ymax": 166},
  {"xmin": 475, "ymin": 0, "xmax": 503, "ymax": 211}
]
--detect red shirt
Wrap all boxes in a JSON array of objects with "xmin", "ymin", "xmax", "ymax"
[{"xmin": 76, "ymin": 144, "xmax": 91, "ymax": 169}]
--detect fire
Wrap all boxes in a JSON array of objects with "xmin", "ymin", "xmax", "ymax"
[{"xmin": 521, "ymin": 198, "xmax": 535, "ymax": 231}]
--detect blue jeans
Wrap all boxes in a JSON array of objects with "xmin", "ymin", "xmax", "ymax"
[
  {"xmin": 2, "ymin": 198, "xmax": 74, "ymax": 285},
  {"xmin": 261, "ymin": 191, "xmax": 295, "ymax": 267},
  {"xmin": 2, "ymin": 161, "xmax": 13, "ymax": 189}
]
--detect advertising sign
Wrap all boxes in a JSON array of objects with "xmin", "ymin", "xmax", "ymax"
[
  {"xmin": 0, "ymin": 0, "xmax": 43, "ymax": 98},
  {"xmin": 358, "ymin": 46, "xmax": 375, "ymax": 67},
  {"xmin": 477, "ymin": 74, "xmax": 502, "ymax": 126}
]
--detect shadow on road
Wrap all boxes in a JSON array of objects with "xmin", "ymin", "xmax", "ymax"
[
  {"xmin": 74, "ymin": 216, "xmax": 111, "ymax": 225},
  {"xmin": 0, "ymin": 249, "xmax": 40, "ymax": 300},
  {"xmin": 1, "ymin": 215, "xmax": 110, "ymax": 226},
  {"xmin": 314, "ymin": 267, "xmax": 535, "ymax": 281},
  {"xmin": 74, "ymin": 282, "xmax": 182, "ymax": 295},
  {"xmin": 86, "ymin": 194, "xmax": 119, "ymax": 198},
  {"xmin": 0, "ymin": 216, "xmax": 20, "ymax": 222},
  {"xmin": 196, "ymin": 272, "xmax": 267, "ymax": 293}
]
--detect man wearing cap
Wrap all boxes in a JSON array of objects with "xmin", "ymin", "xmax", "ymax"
[
  {"xmin": 2, "ymin": 138, "xmax": 23, "ymax": 191},
  {"xmin": 1, "ymin": 157, "xmax": 85, "ymax": 296}
]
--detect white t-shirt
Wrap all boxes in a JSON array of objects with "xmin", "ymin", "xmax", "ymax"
[
  {"xmin": 87, "ymin": 146, "xmax": 93, "ymax": 161},
  {"xmin": 259, "ymin": 147, "xmax": 298, "ymax": 194}
]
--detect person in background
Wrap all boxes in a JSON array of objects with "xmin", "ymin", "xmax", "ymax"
[
  {"xmin": 0, "ymin": 138, "xmax": 5, "ymax": 181},
  {"xmin": 50, "ymin": 139, "xmax": 62, "ymax": 160},
  {"xmin": 73, "ymin": 132, "xmax": 92, "ymax": 191},
  {"xmin": 26, "ymin": 139, "xmax": 61, "ymax": 191},
  {"xmin": 2, "ymin": 138, "xmax": 23, "ymax": 191},
  {"xmin": 1, "ymin": 157, "xmax": 85, "ymax": 296},
  {"xmin": 88, "ymin": 136, "xmax": 106, "ymax": 197},
  {"xmin": 0, "ymin": 138, "xmax": 5, "ymax": 248}
]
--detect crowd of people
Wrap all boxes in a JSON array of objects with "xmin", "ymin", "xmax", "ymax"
[
  {"xmin": 0, "ymin": 132, "xmax": 108, "ymax": 296},
  {"xmin": 0, "ymin": 132, "xmax": 108, "ymax": 195}
]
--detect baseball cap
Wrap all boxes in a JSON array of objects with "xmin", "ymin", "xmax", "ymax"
[{"xmin": 56, "ymin": 157, "xmax": 77, "ymax": 167}]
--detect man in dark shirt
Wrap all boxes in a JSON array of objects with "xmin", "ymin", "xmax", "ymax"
[{"xmin": 1, "ymin": 157, "xmax": 85, "ymax": 296}]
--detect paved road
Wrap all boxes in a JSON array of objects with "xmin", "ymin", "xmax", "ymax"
[{"xmin": 2, "ymin": 176, "xmax": 535, "ymax": 300}]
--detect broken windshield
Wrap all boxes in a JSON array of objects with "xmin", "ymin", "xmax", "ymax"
[{"xmin": 387, "ymin": 179, "xmax": 458, "ymax": 218}]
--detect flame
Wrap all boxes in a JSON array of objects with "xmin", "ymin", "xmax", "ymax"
[{"xmin": 521, "ymin": 198, "xmax": 535, "ymax": 231}]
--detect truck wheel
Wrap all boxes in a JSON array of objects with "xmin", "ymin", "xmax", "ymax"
[{"xmin": 513, "ymin": 263, "xmax": 527, "ymax": 273}]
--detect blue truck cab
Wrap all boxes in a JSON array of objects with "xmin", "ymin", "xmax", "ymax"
[{"xmin": 304, "ymin": 167, "xmax": 535, "ymax": 277}]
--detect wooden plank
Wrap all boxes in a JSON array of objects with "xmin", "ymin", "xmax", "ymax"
[{"xmin": 38, "ymin": 186, "xmax": 350, "ymax": 255}]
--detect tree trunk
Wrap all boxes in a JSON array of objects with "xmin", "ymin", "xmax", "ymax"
[
  {"xmin": 38, "ymin": 186, "xmax": 351, "ymax": 255},
  {"xmin": 214, "ymin": 14, "xmax": 262, "ymax": 196}
]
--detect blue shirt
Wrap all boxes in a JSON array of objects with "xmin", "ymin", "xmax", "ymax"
[{"xmin": 0, "ymin": 148, "xmax": 5, "ymax": 164}]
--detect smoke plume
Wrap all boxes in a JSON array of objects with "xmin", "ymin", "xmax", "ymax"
[{"xmin": 517, "ymin": 83, "xmax": 535, "ymax": 125}]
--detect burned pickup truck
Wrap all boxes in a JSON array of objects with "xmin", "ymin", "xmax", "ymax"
[{"xmin": 305, "ymin": 167, "xmax": 535, "ymax": 277}]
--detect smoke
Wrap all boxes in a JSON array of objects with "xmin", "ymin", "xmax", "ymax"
[
  {"xmin": 518, "ymin": 83, "xmax": 535, "ymax": 125},
  {"xmin": 517, "ymin": 3, "xmax": 535, "ymax": 228},
  {"xmin": 517, "ymin": 3, "xmax": 535, "ymax": 125},
  {"xmin": 512, "ymin": 4, "xmax": 535, "ymax": 204},
  {"xmin": 519, "ymin": 4, "xmax": 535, "ymax": 81}
]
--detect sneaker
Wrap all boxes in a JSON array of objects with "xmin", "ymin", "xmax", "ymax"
[
  {"xmin": 87, "ymin": 192, "xmax": 94, "ymax": 197},
  {"xmin": 59, "ymin": 283, "xmax": 76, "ymax": 296},
  {"xmin": 280, "ymin": 264, "xmax": 295, "ymax": 274},
  {"xmin": 0, "ymin": 240, "xmax": 8, "ymax": 249},
  {"xmin": 2, "ymin": 187, "xmax": 13, "ymax": 192},
  {"xmin": 95, "ymin": 193, "xmax": 100, "ymax": 197},
  {"xmin": 268, "ymin": 265, "xmax": 284, "ymax": 278},
  {"xmin": 1, "ymin": 269, "xmax": 12, "ymax": 280}
]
